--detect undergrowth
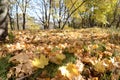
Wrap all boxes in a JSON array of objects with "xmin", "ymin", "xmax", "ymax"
[{"xmin": 0, "ymin": 55, "xmax": 13, "ymax": 80}]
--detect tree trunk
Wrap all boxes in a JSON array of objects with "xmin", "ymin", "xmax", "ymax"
[
  {"xmin": 8, "ymin": 12, "xmax": 14, "ymax": 30},
  {"xmin": 16, "ymin": 4, "xmax": 19, "ymax": 30},
  {"xmin": 116, "ymin": 15, "xmax": 120, "ymax": 28},
  {"xmin": 0, "ymin": 0, "xmax": 8, "ymax": 41},
  {"xmin": 108, "ymin": 1, "xmax": 118, "ymax": 28},
  {"xmin": 47, "ymin": 0, "xmax": 52, "ymax": 29},
  {"xmin": 58, "ymin": 0, "xmax": 62, "ymax": 29},
  {"xmin": 88, "ymin": 14, "xmax": 94, "ymax": 27},
  {"xmin": 23, "ymin": 13, "xmax": 26, "ymax": 30}
]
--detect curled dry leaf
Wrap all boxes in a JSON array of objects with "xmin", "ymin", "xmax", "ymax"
[
  {"xmin": 8, "ymin": 53, "xmax": 33, "ymax": 78},
  {"xmin": 9, "ymin": 53, "xmax": 30, "ymax": 64}
]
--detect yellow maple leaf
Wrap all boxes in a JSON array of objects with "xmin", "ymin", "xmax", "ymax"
[
  {"xmin": 59, "ymin": 63, "xmax": 80, "ymax": 80},
  {"xmin": 94, "ymin": 61, "xmax": 106, "ymax": 73},
  {"xmin": 66, "ymin": 63, "xmax": 79, "ymax": 76},
  {"xmin": 32, "ymin": 54, "xmax": 49, "ymax": 68}
]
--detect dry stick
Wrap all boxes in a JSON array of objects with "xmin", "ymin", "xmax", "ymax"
[{"xmin": 16, "ymin": 75, "xmax": 29, "ymax": 80}]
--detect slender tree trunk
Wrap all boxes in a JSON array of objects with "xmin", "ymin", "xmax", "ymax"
[
  {"xmin": 22, "ymin": 0, "xmax": 28, "ymax": 30},
  {"xmin": 43, "ymin": 0, "xmax": 48, "ymax": 29},
  {"xmin": 88, "ymin": 14, "xmax": 94, "ymax": 27},
  {"xmin": 58, "ymin": 0, "xmax": 62, "ymax": 28},
  {"xmin": 108, "ymin": 1, "xmax": 118, "ymax": 28},
  {"xmin": 48, "ymin": 0, "xmax": 52, "ymax": 29},
  {"xmin": 8, "ymin": 12, "xmax": 14, "ymax": 30},
  {"xmin": 116, "ymin": 15, "xmax": 120, "ymax": 28},
  {"xmin": 16, "ymin": 4, "xmax": 19, "ymax": 30},
  {"xmin": 52, "ymin": 13, "xmax": 56, "ymax": 28},
  {"xmin": 81, "ymin": 18, "xmax": 85, "ymax": 28},
  {"xmin": 22, "ymin": 12, "xmax": 26, "ymax": 30}
]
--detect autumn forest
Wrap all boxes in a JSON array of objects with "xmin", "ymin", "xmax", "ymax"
[{"xmin": 0, "ymin": 0, "xmax": 120, "ymax": 80}]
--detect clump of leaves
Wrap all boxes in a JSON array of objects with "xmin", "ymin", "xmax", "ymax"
[
  {"xmin": 46, "ymin": 52, "xmax": 77, "ymax": 78},
  {"xmin": 0, "ymin": 55, "xmax": 12, "ymax": 80},
  {"xmin": 29, "ymin": 51, "xmax": 77, "ymax": 79}
]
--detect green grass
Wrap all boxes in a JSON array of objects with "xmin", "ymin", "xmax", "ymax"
[{"xmin": 0, "ymin": 55, "xmax": 13, "ymax": 80}]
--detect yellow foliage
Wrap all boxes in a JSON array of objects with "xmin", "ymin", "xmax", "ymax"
[
  {"xmin": 92, "ymin": 44, "xmax": 99, "ymax": 49},
  {"xmin": 94, "ymin": 61, "xmax": 106, "ymax": 73},
  {"xmin": 64, "ymin": 25, "xmax": 74, "ymax": 30},
  {"xmin": 93, "ymin": 13, "xmax": 108, "ymax": 24},
  {"xmin": 56, "ymin": 53, "xmax": 66, "ymax": 61},
  {"xmin": 59, "ymin": 63, "xmax": 79, "ymax": 79},
  {"xmin": 66, "ymin": 63, "xmax": 79, "ymax": 76},
  {"xmin": 32, "ymin": 54, "xmax": 49, "ymax": 68}
]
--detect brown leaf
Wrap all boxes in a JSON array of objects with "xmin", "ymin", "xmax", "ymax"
[{"xmin": 9, "ymin": 53, "xmax": 30, "ymax": 64}]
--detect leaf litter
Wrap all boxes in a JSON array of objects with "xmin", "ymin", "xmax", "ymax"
[{"xmin": 0, "ymin": 28, "xmax": 120, "ymax": 80}]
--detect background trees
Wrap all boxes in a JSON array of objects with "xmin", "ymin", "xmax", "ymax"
[
  {"xmin": 8, "ymin": 0, "xmax": 120, "ymax": 30},
  {"xmin": 8, "ymin": 0, "xmax": 31, "ymax": 30},
  {"xmin": 0, "ymin": 0, "xmax": 120, "ymax": 79}
]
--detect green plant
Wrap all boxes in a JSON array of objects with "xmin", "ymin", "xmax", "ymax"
[
  {"xmin": 112, "ymin": 50, "xmax": 120, "ymax": 57},
  {"xmin": 62, "ymin": 51, "xmax": 77, "ymax": 65},
  {"xmin": 98, "ymin": 43, "xmax": 106, "ymax": 52},
  {"xmin": 0, "ymin": 55, "xmax": 12, "ymax": 80},
  {"xmin": 100, "ymin": 71, "xmax": 112, "ymax": 80}
]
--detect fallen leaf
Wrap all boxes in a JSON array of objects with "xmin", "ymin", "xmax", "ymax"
[
  {"xmin": 94, "ymin": 61, "xmax": 106, "ymax": 73},
  {"xmin": 32, "ymin": 54, "xmax": 49, "ymax": 68},
  {"xmin": 66, "ymin": 63, "xmax": 79, "ymax": 76}
]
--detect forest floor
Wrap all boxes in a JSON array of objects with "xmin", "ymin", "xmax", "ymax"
[{"xmin": 0, "ymin": 27, "xmax": 120, "ymax": 80}]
